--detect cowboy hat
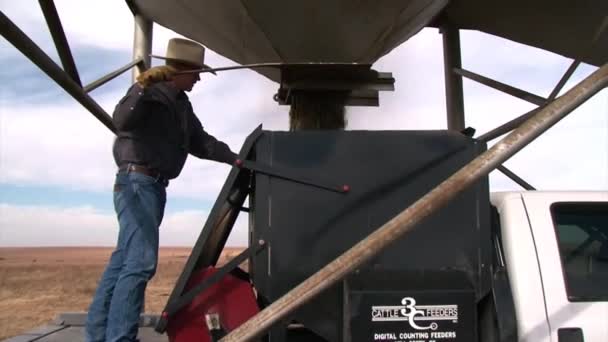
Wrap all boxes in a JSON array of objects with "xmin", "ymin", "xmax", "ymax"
[{"xmin": 151, "ymin": 38, "xmax": 215, "ymax": 74}]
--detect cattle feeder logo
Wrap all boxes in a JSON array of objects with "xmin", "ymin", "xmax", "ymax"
[{"xmin": 371, "ymin": 297, "xmax": 458, "ymax": 331}]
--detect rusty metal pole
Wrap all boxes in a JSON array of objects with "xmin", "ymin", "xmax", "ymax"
[{"xmin": 221, "ymin": 63, "xmax": 608, "ymax": 342}]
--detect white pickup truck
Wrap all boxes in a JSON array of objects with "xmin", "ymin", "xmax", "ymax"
[{"xmin": 488, "ymin": 191, "xmax": 608, "ymax": 342}]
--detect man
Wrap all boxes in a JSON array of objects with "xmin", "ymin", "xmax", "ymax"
[{"xmin": 85, "ymin": 38, "xmax": 237, "ymax": 342}]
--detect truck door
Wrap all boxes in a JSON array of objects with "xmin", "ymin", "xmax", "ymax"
[{"xmin": 521, "ymin": 193, "xmax": 608, "ymax": 342}]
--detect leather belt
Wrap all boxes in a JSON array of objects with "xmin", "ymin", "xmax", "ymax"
[{"xmin": 119, "ymin": 164, "xmax": 167, "ymax": 184}]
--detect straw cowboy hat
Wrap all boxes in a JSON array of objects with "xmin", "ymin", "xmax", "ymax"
[{"xmin": 151, "ymin": 38, "xmax": 215, "ymax": 74}]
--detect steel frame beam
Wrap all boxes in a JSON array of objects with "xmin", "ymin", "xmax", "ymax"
[
  {"xmin": 221, "ymin": 62, "xmax": 608, "ymax": 342},
  {"xmin": 84, "ymin": 57, "xmax": 144, "ymax": 93},
  {"xmin": 453, "ymin": 68, "xmax": 547, "ymax": 106},
  {"xmin": 0, "ymin": 11, "xmax": 116, "ymax": 133},
  {"xmin": 548, "ymin": 60, "xmax": 581, "ymax": 101},
  {"xmin": 38, "ymin": 0, "xmax": 82, "ymax": 87},
  {"xmin": 441, "ymin": 24, "xmax": 465, "ymax": 131}
]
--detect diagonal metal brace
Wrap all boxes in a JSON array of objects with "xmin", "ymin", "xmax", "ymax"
[
  {"xmin": 157, "ymin": 240, "xmax": 267, "ymax": 332},
  {"xmin": 453, "ymin": 68, "xmax": 547, "ymax": 106},
  {"xmin": 235, "ymin": 159, "xmax": 350, "ymax": 194},
  {"xmin": 497, "ymin": 165, "xmax": 536, "ymax": 190}
]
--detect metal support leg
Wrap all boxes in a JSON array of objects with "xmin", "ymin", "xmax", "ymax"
[
  {"xmin": 220, "ymin": 64, "xmax": 608, "ymax": 342},
  {"xmin": 441, "ymin": 24, "xmax": 465, "ymax": 131},
  {"xmin": 132, "ymin": 13, "xmax": 152, "ymax": 82},
  {"xmin": 39, "ymin": 0, "xmax": 82, "ymax": 87}
]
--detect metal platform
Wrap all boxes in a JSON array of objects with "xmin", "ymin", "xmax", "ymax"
[{"xmin": 2, "ymin": 313, "xmax": 168, "ymax": 342}]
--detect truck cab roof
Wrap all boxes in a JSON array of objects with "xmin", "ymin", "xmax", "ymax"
[{"xmin": 490, "ymin": 191, "xmax": 608, "ymax": 207}]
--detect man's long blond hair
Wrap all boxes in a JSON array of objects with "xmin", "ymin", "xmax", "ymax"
[
  {"xmin": 136, "ymin": 65, "xmax": 178, "ymax": 88},
  {"xmin": 136, "ymin": 61, "xmax": 199, "ymax": 87}
]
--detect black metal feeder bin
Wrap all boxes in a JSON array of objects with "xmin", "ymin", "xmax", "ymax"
[{"xmin": 157, "ymin": 126, "xmax": 493, "ymax": 342}]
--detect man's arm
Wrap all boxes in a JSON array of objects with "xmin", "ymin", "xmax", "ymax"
[{"xmin": 188, "ymin": 114, "xmax": 237, "ymax": 165}]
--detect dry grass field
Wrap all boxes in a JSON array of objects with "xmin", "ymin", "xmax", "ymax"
[{"xmin": 0, "ymin": 247, "xmax": 244, "ymax": 340}]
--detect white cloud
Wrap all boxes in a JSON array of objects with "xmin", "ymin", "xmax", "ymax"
[
  {"xmin": 160, "ymin": 209, "xmax": 248, "ymax": 247},
  {"xmin": 2, "ymin": 23, "xmax": 606, "ymax": 199},
  {"xmin": 346, "ymin": 29, "xmax": 448, "ymax": 130},
  {"xmin": 0, "ymin": 1, "xmax": 133, "ymax": 52},
  {"xmin": 1, "ymin": 2, "xmax": 54, "ymax": 53},
  {"xmin": 0, "ymin": 72, "xmax": 285, "ymax": 200},
  {"xmin": 491, "ymin": 89, "xmax": 608, "ymax": 191},
  {"xmin": 0, "ymin": 204, "xmax": 116, "ymax": 246},
  {"xmin": 1, "ymin": 3, "xmax": 606, "ymax": 249},
  {"xmin": 0, "ymin": 101, "xmax": 117, "ymax": 190},
  {"xmin": 53, "ymin": 1, "xmax": 134, "ymax": 49},
  {"xmin": 0, "ymin": 203, "xmax": 248, "ymax": 247},
  {"xmin": 1, "ymin": 2, "xmax": 287, "ymax": 200}
]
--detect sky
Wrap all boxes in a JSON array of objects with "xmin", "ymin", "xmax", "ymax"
[{"xmin": 1, "ymin": 1, "xmax": 606, "ymax": 247}]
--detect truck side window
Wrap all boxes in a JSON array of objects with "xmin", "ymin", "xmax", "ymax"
[{"xmin": 551, "ymin": 202, "xmax": 608, "ymax": 302}]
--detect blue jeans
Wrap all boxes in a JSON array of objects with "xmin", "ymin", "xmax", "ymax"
[{"xmin": 85, "ymin": 171, "xmax": 167, "ymax": 342}]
